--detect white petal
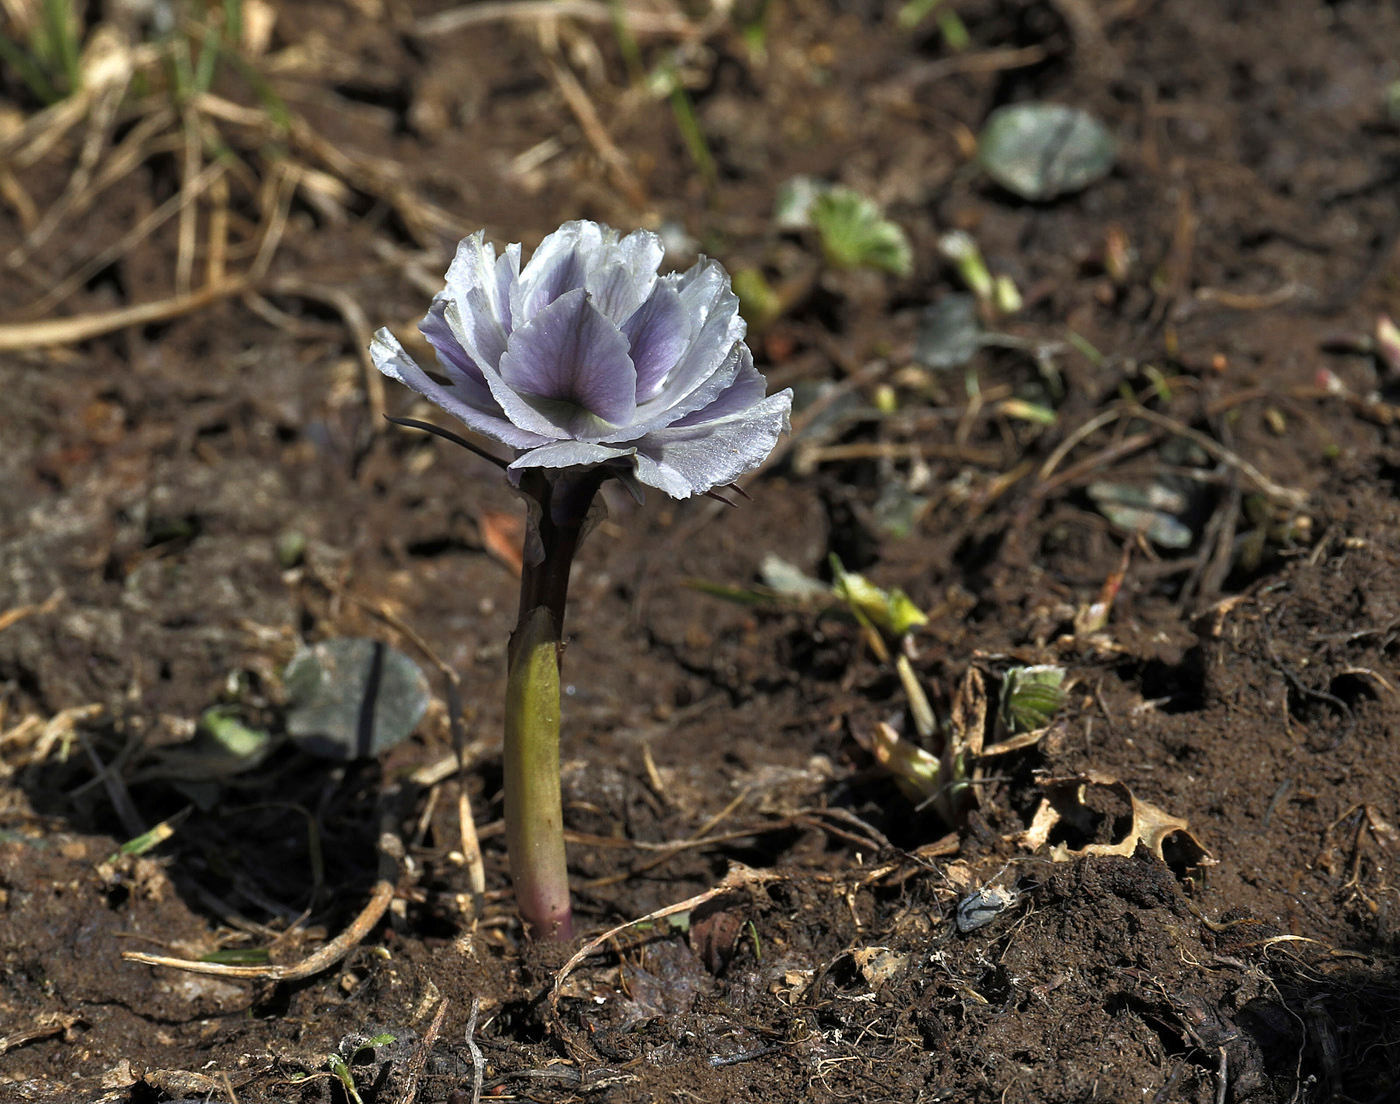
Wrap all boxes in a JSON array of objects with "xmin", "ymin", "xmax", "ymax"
[
  {"xmin": 629, "ymin": 389, "xmax": 793, "ymax": 498},
  {"xmin": 624, "ymin": 285, "xmax": 688, "ymax": 403},
  {"xmin": 620, "ymin": 339, "xmax": 747, "ymax": 440},
  {"xmin": 629, "ymin": 257, "xmax": 746, "ymax": 423},
  {"xmin": 370, "ymin": 328, "xmax": 551, "ymax": 450},
  {"xmin": 496, "ymin": 288, "xmax": 638, "ymax": 439},
  {"xmin": 419, "ymin": 300, "xmax": 495, "ymax": 409},
  {"xmin": 583, "ymin": 229, "xmax": 663, "ymax": 323},
  {"xmin": 508, "ymin": 440, "xmax": 636, "ymax": 471},
  {"xmin": 512, "ymin": 221, "xmax": 610, "ymax": 322}
]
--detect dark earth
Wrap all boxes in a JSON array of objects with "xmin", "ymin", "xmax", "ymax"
[{"xmin": 4, "ymin": 1, "xmax": 1400, "ymax": 1101}]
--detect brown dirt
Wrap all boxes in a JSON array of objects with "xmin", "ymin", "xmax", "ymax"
[{"xmin": 3, "ymin": 1, "xmax": 1400, "ymax": 1102}]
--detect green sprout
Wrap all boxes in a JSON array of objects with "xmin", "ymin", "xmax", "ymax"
[
  {"xmin": 743, "ymin": 178, "xmax": 910, "ymax": 331},
  {"xmin": 810, "ymin": 187, "xmax": 913, "ymax": 277},
  {"xmin": 650, "ymin": 61, "xmax": 719, "ymax": 197},
  {"xmin": 937, "ymin": 231, "xmax": 1025, "ymax": 318},
  {"xmin": 327, "ymin": 1034, "xmax": 397, "ymax": 1104},
  {"xmin": 897, "ymin": 0, "xmax": 970, "ymax": 48},
  {"xmin": 828, "ymin": 554, "xmax": 927, "ymax": 638},
  {"xmin": 998, "ymin": 665, "xmax": 1067, "ymax": 734},
  {"xmin": 0, "ymin": 0, "xmax": 83, "ymax": 104},
  {"xmin": 732, "ymin": 266, "xmax": 784, "ymax": 334},
  {"xmin": 103, "ymin": 816, "xmax": 181, "ymax": 865},
  {"xmin": 608, "ymin": 3, "xmax": 718, "ymax": 199}
]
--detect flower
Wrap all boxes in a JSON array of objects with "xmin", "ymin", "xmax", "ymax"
[{"xmin": 371, "ymin": 220, "xmax": 793, "ymax": 499}]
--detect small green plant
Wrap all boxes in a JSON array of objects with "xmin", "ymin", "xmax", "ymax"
[
  {"xmin": 810, "ymin": 187, "xmax": 913, "ymax": 277},
  {"xmin": 326, "ymin": 1034, "xmax": 397, "ymax": 1104},
  {"xmin": 649, "ymin": 61, "xmax": 719, "ymax": 196},
  {"xmin": 103, "ymin": 816, "xmax": 182, "ymax": 864},
  {"xmin": 938, "ymin": 230, "xmax": 1021, "ymax": 315},
  {"xmin": 829, "ymin": 554, "xmax": 927, "ymax": 638},
  {"xmin": 606, "ymin": 2, "xmax": 719, "ymax": 198},
  {"xmin": 0, "ymin": 0, "xmax": 83, "ymax": 104},
  {"xmin": 998, "ymin": 665, "xmax": 1067, "ymax": 734},
  {"xmin": 897, "ymin": 0, "xmax": 970, "ymax": 49}
]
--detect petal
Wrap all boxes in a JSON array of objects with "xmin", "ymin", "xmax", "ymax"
[
  {"xmin": 434, "ymin": 232, "xmax": 523, "ymax": 374},
  {"xmin": 615, "ymin": 227, "xmax": 666, "ymax": 281},
  {"xmin": 623, "ymin": 284, "xmax": 688, "ymax": 403},
  {"xmin": 439, "ymin": 233, "xmax": 517, "ymax": 371},
  {"xmin": 443, "ymin": 232, "xmax": 509, "ymax": 327},
  {"xmin": 629, "ymin": 387, "xmax": 793, "ymax": 498},
  {"xmin": 495, "ymin": 242, "xmax": 521, "ymax": 329},
  {"xmin": 629, "ymin": 257, "xmax": 746, "ymax": 423},
  {"xmin": 370, "ymin": 328, "xmax": 552, "ymax": 450},
  {"xmin": 419, "ymin": 300, "xmax": 495, "ymax": 408},
  {"xmin": 443, "ymin": 287, "xmax": 510, "ymax": 374},
  {"xmin": 627, "ymin": 453, "xmax": 694, "ymax": 499},
  {"xmin": 669, "ymin": 352, "xmax": 770, "ymax": 426},
  {"xmin": 583, "ymin": 263, "xmax": 645, "ymax": 327},
  {"xmin": 620, "ymin": 338, "xmax": 747, "ymax": 440},
  {"xmin": 497, "ymin": 287, "xmax": 639, "ymax": 438},
  {"xmin": 583, "ymin": 228, "xmax": 664, "ymax": 323},
  {"xmin": 507, "ymin": 440, "xmax": 636, "ymax": 471},
  {"xmin": 512, "ymin": 220, "xmax": 611, "ymax": 322}
]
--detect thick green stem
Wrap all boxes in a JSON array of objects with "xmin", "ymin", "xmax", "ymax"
[
  {"xmin": 503, "ymin": 470, "xmax": 601, "ymax": 940},
  {"xmin": 504, "ymin": 605, "xmax": 570, "ymax": 940}
]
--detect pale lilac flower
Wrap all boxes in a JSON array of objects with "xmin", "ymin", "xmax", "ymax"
[{"xmin": 371, "ymin": 221, "xmax": 792, "ymax": 499}]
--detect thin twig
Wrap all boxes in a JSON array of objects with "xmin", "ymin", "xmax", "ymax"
[
  {"xmin": 1126, "ymin": 403, "xmax": 1308, "ymax": 507},
  {"xmin": 415, "ymin": 1, "xmax": 699, "ymax": 38},
  {"xmin": 540, "ymin": 29, "xmax": 647, "ymax": 211},
  {"xmin": 1036, "ymin": 408, "xmax": 1124, "ymax": 482},
  {"xmin": 0, "ymin": 588, "xmax": 64, "ymax": 635},
  {"xmin": 0, "ymin": 278, "xmax": 253, "ymax": 350},
  {"xmin": 122, "ymin": 879, "xmax": 396, "ymax": 981},
  {"xmin": 176, "ymin": 112, "xmax": 202, "ymax": 297},
  {"xmin": 76, "ymin": 729, "xmax": 145, "ymax": 839},
  {"xmin": 207, "ymin": 172, "xmax": 230, "ymax": 286},
  {"xmin": 549, "ymin": 864, "xmax": 780, "ymax": 1017},
  {"xmin": 397, "ymin": 998, "xmax": 449, "ymax": 1104},
  {"xmin": 7, "ymin": 64, "xmax": 129, "ymax": 266},
  {"xmin": 121, "ymin": 822, "xmax": 402, "ymax": 982},
  {"xmin": 875, "ymin": 44, "xmax": 1049, "ymax": 101},
  {"xmin": 248, "ymin": 163, "xmax": 296, "ymax": 282},
  {"xmin": 7, "ymin": 105, "xmax": 179, "ymax": 283},
  {"xmin": 464, "ymin": 996, "xmax": 485, "ymax": 1104},
  {"xmin": 21, "ymin": 157, "xmax": 229, "ymax": 318},
  {"xmin": 0, "ymin": 1014, "xmax": 80, "ymax": 1056},
  {"xmin": 458, "ymin": 790, "xmax": 487, "ymax": 903}
]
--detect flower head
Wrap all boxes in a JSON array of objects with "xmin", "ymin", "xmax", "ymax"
[{"xmin": 371, "ymin": 221, "xmax": 792, "ymax": 500}]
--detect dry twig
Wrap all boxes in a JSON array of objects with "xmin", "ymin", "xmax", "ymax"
[
  {"xmin": 121, "ymin": 820, "xmax": 403, "ymax": 982},
  {"xmin": 416, "ymin": 0, "xmax": 699, "ymax": 38},
  {"xmin": 549, "ymin": 863, "xmax": 779, "ymax": 1017}
]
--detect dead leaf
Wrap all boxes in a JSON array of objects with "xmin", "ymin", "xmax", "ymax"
[
  {"xmin": 950, "ymin": 666, "xmax": 988, "ymax": 758},
  {"xmin": 851, "ymin": 946, "xmax": 910, "ymax": 986},
  {"xmin": 1020, "ymin": 771, "xmax": 1212, "ymax": 870},
  {"xmin": 478, "ymin": 509, "xmax": 524, "ymax": 577},
  {"xmin": 691, "ymin": 904, "xmax": 747, "ymax": 976}
]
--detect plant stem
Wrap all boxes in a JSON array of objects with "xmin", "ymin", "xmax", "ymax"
[{"xmin": 503, "ymin": 470, "xmax": 601, "ymax": 940}]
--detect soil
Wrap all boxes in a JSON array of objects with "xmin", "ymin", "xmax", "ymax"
[{"xmin": 3, "ymin": 1, "xmax": 1400, "ymax": 1102}]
